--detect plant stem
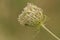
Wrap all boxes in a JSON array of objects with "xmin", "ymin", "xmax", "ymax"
[{"xmin": 41, "ymin": 24, "xmax": 60, "ymax": 40}]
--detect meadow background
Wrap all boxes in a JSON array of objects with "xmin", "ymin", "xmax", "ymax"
[{"xmin": 0, "ymin": 0, "xmax": 60, "ymax": 40}]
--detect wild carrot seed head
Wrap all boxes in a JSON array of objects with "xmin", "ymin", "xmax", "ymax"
[{"xmin": 18, "ymin": 3, "xmax": 46, "ymax": 28}]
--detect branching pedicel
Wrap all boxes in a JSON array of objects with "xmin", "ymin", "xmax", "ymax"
[{"xmin": 18, "ymin": 3, "xmax": 60, "ymax": 40}]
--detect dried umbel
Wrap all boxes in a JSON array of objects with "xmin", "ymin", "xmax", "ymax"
[
  {"xmin": 18, "ymin": 3, "xmax": 60, "ymax": 40},
  {"xmin": 18, "ymin": 3, "xmax": 46, "ymax": 29}
]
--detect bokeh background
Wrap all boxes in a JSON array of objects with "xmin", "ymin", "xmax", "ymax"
[{"xmin": 0, "ymin": 0, "xmax": 60, "ymax": 40}]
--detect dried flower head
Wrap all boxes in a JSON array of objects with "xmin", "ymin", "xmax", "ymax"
[
  {"xmin": 17, "ymin": 3, "xmax": 60, "ymax": 40},
  {"xmin": 18, "ymin": 3, "xmax": 46, "ymax": 28}
]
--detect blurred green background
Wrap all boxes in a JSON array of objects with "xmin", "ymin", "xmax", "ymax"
[{"xmin": 0, "ymin": 0, "xmax": 60, "ymax": 40}]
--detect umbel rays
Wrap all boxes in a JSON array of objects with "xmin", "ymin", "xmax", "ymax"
[{"xmin": 18, "ymin": 3, "xmax": 60, "ymax": 40}]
